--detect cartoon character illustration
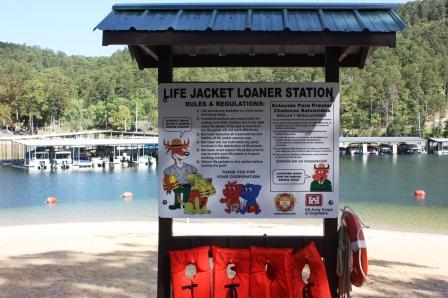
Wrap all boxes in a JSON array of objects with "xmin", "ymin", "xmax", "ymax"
[
  {"xmin": 183, "ymin": 173, "xmax": 215, "ymax": 215},
  {"xmin": 310, "ymin": 163, "xmax": 332, "ymax": 192},
  {"xmin": 163, "ymin": 138, "xmax": 198, "ymax": 210},
  {"xmin": 239, "ymin": 183, "xmax": 262, "ymax": 215},
  {"xmin": 274, "ymin": 193, "xmax": 296, "ymax": 212},
  {"xmin": 219, "ymin": 181, "xmax": 243, "ymax": 214}
]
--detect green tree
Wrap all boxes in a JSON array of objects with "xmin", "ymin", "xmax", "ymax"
[
  {"xmin": 1, "ymin": 0, "xmax": 448, "ymax": 134},
  {"xmin": 111, "ymin": 105, "xmax": 132, "ymax": 131},
  {"xmin": 431, "ymin": 121, "xmax": 444, "ymax": 137},
  {"xmin": 444, "ymin": 119, "xmax": 448, "ymax": 137},
  {"xmin": 0, "ymin": 104, "xmax": 11, "ymax": 125},
  {"xmin": 63, "ymin": 96, "xmax": 93, "ymax": 131},
  {"xmin": 42, "ymin": 69, "xmax": 71, "ymax": 122},
  {"xmin": 21, "ymin": 76, "xmax": 46, "ymax": 131},
  {"xmin": 0, "ymin": 61, "xmax": 30, "ymax": 121},
  {"xmin": 386, "ymin": 114, "xmax": 411, "ymax": 136}
]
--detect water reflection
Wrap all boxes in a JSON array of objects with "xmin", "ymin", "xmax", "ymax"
[{"xmin": 361, "ymin": 154, "xmax": 368, "ymax": 166}]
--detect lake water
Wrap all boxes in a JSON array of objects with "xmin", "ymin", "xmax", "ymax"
[{"xmin": 0, "ymin": 155, "xmax": 447, "ymax": 234}]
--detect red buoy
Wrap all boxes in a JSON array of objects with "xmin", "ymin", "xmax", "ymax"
[
  {"xmin": 122, "ymin": 192, "xmax": 134, "ymax": 201},
  {"xmin": 415, "ymin": 190, "xmax": 426, "ymax": 199},
  {"xmin": 46, "ymin": 197, "xmax": 57, "ymax": 204}
]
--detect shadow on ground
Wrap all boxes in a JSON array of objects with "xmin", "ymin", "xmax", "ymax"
[
  {"xmin": 353, "ymin": 259, "xmax": 448, "ymax": 298},
  {"xmin": 0, "ymin": 250, "xmax": 157, "ymax": 298},
  {"xmin": 1, "ymin": 254, "xmax": 447, "ymax": 298},
  {"xmin": 369, "ymin": 259, "xmax": 435, "ymax": 269}
]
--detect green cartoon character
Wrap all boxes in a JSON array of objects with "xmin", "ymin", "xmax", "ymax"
[{"xmin": 183, "ymin": 173, "xmax": 215, "ymax": 215}]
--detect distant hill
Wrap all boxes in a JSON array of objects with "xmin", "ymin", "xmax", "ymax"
[{"xmin": 0, "ymin": 0, "xmax": 447, "ymax": 137}]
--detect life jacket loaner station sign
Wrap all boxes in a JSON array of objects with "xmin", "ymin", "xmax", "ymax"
[{"xmin": 158, "ymin": 83, "xmax": 339, "ymax": 218}]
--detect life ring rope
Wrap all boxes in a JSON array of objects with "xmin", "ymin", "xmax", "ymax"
[
  {"xmin": 337, "ymin": 224, "xmax": 352, "ymax": 298},
  {"xmin": 342, "ymin": 206, "xmax": 370, "ymax": 228},
  {"xmin": 357, "ymin": 244, "xmax": 369, "ymax": 282},
  {"xmin": 337, "ymin": 206, "xmax": 369, "ymax": 297}
]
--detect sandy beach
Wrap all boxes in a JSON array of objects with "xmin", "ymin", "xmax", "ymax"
[{"xmin": 0, "ymin": 220, "xmax": 447, "ymax": 298}]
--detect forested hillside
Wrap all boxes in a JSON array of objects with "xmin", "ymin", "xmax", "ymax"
[{"xmin": 0, "ymin": 0, "xmax": 447, "ymax": 136}]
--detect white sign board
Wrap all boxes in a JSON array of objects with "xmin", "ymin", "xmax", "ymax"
[{"xmin": 158, "ymin": 83, "xmax": 339, "ymax": 218}]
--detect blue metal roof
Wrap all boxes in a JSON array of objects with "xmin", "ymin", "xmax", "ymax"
[{"xmin": 96, "ymin": 2, "xmax": 405, "ymax": 33}]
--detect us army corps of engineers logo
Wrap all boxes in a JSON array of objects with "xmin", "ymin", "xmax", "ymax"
[{"xmin": 305, "ymin": 194, "xmax": 323, "ymax": 207}]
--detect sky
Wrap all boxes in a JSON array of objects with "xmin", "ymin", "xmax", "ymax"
[{"xmin": 0, "ymin": 0, "xmax": 408, "ymax": 57}]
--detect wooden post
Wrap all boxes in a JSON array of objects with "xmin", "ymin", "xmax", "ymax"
[
  {"xmin": 157, "ymin": 46, "xmax": 173, "ymax": 298},
  {"xmin": 324, "ymin": 46, "xmax": 340, "ymax": 298}
]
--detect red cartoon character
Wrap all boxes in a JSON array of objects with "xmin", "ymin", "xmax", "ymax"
[
  {"xmin": 310, "ymin": 163, "xmax": 332, "ymax": 192},
  {"xmin": 219, "ymin": 181, "xmax": 243, "ymax": 214}
]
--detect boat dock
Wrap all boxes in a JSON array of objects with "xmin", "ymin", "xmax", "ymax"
[
  {"xmin": 5, "ymin": 136, "xmax": 158, "ymax": 170},
  {"xmin": 339, "ymin": 137, "xmax": 426, "ymax": 155},
  {"xmin": 0, "ymin": 130, "xmax": 156, "ymax": 161},
  {"xmin": 428, "ymin": 138, "xmax": 448, "ymax": 155}
]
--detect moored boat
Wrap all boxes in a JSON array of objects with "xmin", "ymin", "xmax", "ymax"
[
  {"xmin": 51, "ymin": 151, "xmax": 72, "ymax": 170},
  {"xmin": 29, "ymin": 151, "xmax": 51, "ymax": 170}
]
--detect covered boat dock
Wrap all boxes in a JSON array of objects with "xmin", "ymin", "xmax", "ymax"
[
  {"xmin": 340, "ymin": 136, "xmax": 426, "ymax": 154},
  {"xmin": 428, "ymin": 138, "xmax": 448, "ymax": 155},
  {"xmin": 10, "ymin": 137, "xmax": 158, "ymax": 170}
]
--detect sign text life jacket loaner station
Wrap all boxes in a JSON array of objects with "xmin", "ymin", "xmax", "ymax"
[{"xmin": 96, "ymin": 3, "xmax": 405, "ymax": 297}]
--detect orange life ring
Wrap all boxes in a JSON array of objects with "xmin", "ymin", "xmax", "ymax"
[{"xmin": 341, "ymin": 210, "xmax": 368, "ymax": 287}]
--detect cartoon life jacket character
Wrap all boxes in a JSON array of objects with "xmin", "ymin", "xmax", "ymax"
[
  {"xmin": 310, "ymin": 163, "xmax": 332, "ymax": 192},
  {"xmin": 239, "ymin": 183, "xmax": 262, "ymax": 215},
  {"xmin": 183, "ymin": 173, "xmax": 216, "ymax": 215},
  {"xmin": 219, "ymin": 181, "xmax": 243, "ymax": 214},
  {"xmin": 163, "ymin": 138, "xmax": 198, "ymax": 210}
]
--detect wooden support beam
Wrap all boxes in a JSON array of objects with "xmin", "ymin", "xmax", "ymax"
[
  {"xmin": 157, "ymin": 45, "xmax": 173, "ymax": 298},
  {"xmin": 104, "ymin": 31, "xmax": 396, "ymax": 47},
  {"xmin": 338, "ymin": 46, "xmax": 352, "ymax": 63},
  {"xmin": 326, "ymin": 46, "xmax": 340, "ymax": 83},
  {"xmin": 359, "ymin": 47, "xmax": 373, "ymax": 69},
  {"xmin": 157, "ymin": 217, "xmax": 173, "ymax": 298},
  {"xmin": 139, "ymin": 45, "xmax": 159, "ymax": 61},
  {"xmin": 171, "ymin": 235, "xmax": 324, "ymax": 252},
  {"xmin": 325, "ymin": 46, "xmax": 340, "ymax": 298},
  {"xmin": 128, "ymin": 45, "xmax": 145, "ymax": 70},
  {"xmin": 138, "ymin": 53, "xmax": 362, "ymax": 68},
  {"xmin": 157, "ymin": 46, "xmax": 173, "ymax": 83}
]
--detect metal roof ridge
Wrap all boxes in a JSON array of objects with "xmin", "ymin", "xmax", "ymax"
[
  {"xmin": 112, "ymin": 2, "xmax": 399, "ymax": 11},
  {"xmin": 387, "ymin": 9, "xmax": 407, "ymax": 29}
]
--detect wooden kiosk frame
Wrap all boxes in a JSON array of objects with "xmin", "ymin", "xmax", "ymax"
[{"xmin": 97, "ymin": 3, "xmax": 404, "ymax": 297}]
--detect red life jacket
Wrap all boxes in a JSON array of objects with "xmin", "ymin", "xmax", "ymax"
[
  {"xmin": 292, "ymin": 242, "xmax": 331, "ymax": 298},
  {"xmin": 212, "ymin": 246, "xmax": 250, "ymax": 298},
  {"xmin": 169, "ymin": 246, "xmax": 211, "ymax": 298},
  {"xmin": 250, "ymin": 247, "xmax": 294, "ymax": 298},
  {"xmin": 189, "ymin": 189, "xmax": 208, "ymax": 208}
]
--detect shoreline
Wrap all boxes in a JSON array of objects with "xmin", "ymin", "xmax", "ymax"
[
  {"xmin": 0, "ymin": 215, "xmax": 447, "ymax": 236},
  {"xmin": 0, "ymin": 220, "xmax": 447, "ymax": 297}
]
